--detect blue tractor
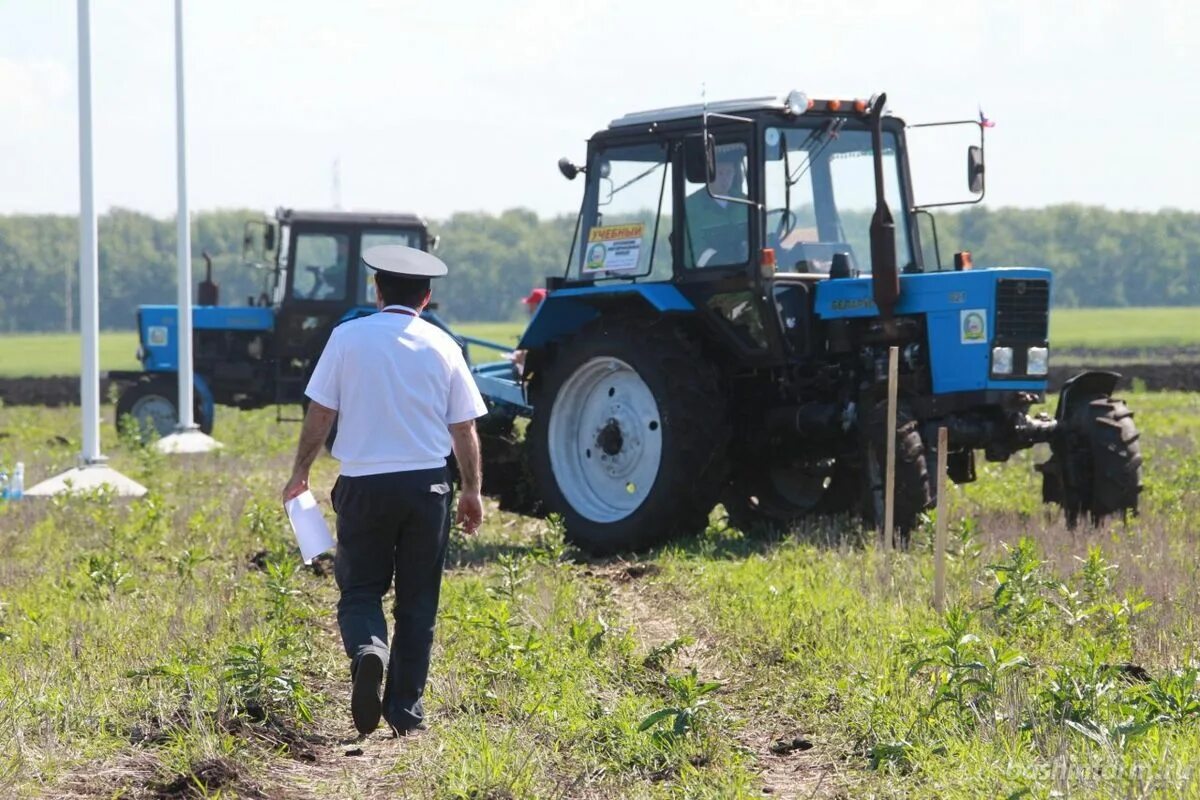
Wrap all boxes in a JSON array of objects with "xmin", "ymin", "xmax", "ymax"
[
  {"xmin": 111, "ymin": 208, "xmax": 458, "ymax": 437},
  {"xmin": 476, "ymin": 91, "xmax": 1142, "ymax": 554}
]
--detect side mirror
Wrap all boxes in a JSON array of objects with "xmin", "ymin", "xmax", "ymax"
[
  {"xmin": 968, "ymin": 145, "xmax": 984, "ymax": 195},
  {"xmin": 683, "ymin": 133, "xmax": 716, "ymax": 184},
  {"xmin": 243, "ymin": 220, "xmax": 266, "ymax": 264},
  {"xmin": 557, "ymin": 157, "xmax": 581, "ymax": 180},
  {"xmin": 243, "ymin": 220, "xmax": 277, "ymax": 265}
]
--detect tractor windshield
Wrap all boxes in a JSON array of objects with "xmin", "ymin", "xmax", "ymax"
[{"xmin": 763, "ymin": 123, "xmax": 913, "ymax": 275}]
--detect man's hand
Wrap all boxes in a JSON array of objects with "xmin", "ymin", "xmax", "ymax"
[
  {"xmin": 455, "ymin": 490, "xmax": 484, "ymax": 535},
  {"xmin": 282, "ymin": 471, "xmax": 309, "ymax": 505},
  {"xmin": 283, "ymin": 401, "xmax": 337, "ymax": 506},
  {"xmin": 449, "ymin": 419, "xmax": 484, "ymax": 535}
]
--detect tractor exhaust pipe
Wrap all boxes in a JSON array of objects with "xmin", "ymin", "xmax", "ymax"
[
  {"xmin": 198, "ymin": 250, "xmax": 219, "ymax": 306},
  {"xmin": 868, "ymin": 93, "xmax": 899, "ymax": 319}
]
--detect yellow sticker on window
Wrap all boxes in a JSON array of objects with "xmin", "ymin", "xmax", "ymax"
[{"xmin": 584, "ymin": 223, "xmax": 645, "ymax": 273}]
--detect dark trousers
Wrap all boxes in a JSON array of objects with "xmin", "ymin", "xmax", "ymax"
[{"xmin": 331, "ymin": 467, "xmax": 451, "ymax": 730}]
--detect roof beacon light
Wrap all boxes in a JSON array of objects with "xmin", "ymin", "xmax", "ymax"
[
  {"xmin": 760, "ymin": 247, "xmax": 777, "ymax": 277},
  {"xmin": 827, "ymin": 99, "xmax": 842, "ymax": 112},
  {"xmin": 853, "ymin": 98, "xmax": 868, "ymax": 113},
  {"xmin": 785, "ymin": 90, "xmax": 811, "ymax": 116}
]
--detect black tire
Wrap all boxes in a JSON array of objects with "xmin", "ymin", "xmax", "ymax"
[
  {"xmin": 478, "ymin": 415, "xmax": 543, "ymax": 516},
  {"xmin": 813, "ymin": 457, "xmax": 859, "ymax": 516},
  {"xmin": 721, "ymin": 457, "xmax": 836, "ymax": 534},
  {"xmin": 860, "ymin": 401, "xmax": 931, "ymax": 539},
  {"xmin": 1043, "ymin": 395, "xmax": 1142, "ymax": 527},
  {"xmin": 115, "ymin": 376, "xmax": 214, "ymax": 443},
  {"xmin": 527, "ymin": 317, "xmax": 729, "ymax": 555}
]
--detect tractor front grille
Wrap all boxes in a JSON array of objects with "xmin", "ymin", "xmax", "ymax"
[{"xmin": 995, "ymin": 279, "xmax": 1049, "ymax": 341}]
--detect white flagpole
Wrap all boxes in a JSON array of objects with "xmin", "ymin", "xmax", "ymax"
[
  {"xmin": 157, "ymin": 0, "xmax": 219, "ymax": 454},
  {"xmin": 174, "ymin": 0, "xmax": 194, "ymax": 432},
  {"xmin": 77, "ymin": 0, "xmax": 101, "ymax": 466},
  {"xmin": 28, "ymin": 0, "xmax": 146, "ymax": 496}
]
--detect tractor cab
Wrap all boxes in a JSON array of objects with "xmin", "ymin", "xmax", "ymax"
[
  {"xmin": 113, "ymin": 208, "xmax": 436, "ymax": 441},
  {"xmin": 243, "ymin": 208, "xmax": 433, "ymax": 361},
  {"xmin": 550, "ymin": 92, "xmax": 982, "ymax": 367}
]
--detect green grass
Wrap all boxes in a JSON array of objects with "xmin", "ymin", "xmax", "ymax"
[
  {"xmin": 1050, "ymin": 307, "xmax": 1200, "ymax": 349},
  {"xmin": 1, "ymin": 392, "xmax": 1198, "ymax": 797},
  {"xmin": 0, "ymin": 331, "xmax": 141, "ymax": 377}
]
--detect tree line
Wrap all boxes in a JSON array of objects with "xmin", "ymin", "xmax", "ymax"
[{"xmin": 0, "ymin": 204, "xmax": 1195, "ymax": 332}]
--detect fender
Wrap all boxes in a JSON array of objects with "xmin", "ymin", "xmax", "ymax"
[
  {"xmin": 517, "ymin": 284, "xmax": 694, "ymax": 350},
  {"xmin": 193, "ymin": 373, "xmax": 216, "ymax": 429},
  {"xmin": 108, "ymin": 370, "xmax": 216, "ymax": 426},
  {"xmin": 1054, "ymin": 370, "xmax": 1121, "ymax": 426}
]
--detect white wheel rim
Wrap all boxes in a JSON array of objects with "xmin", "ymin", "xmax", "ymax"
[
  {"xmin": 548, "ymin": 357, "xmax": 663, "ymax": 523},
  {"xmin": 130, "ymin": 394, "xmax": 177, "ymax": 438}
]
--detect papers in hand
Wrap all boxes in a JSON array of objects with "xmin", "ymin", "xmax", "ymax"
[{"xmin": 284, "ymin": 490, "xmax": 335, "ymax": 563}]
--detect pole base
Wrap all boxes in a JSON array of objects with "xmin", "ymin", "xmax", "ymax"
[
  {"xmin": 155, "ymin": 429, "xmax": 223, "ymax": 454},
  {"xmin": 25, "ymin": 463, "xmax": 148, "ymax": 498}
]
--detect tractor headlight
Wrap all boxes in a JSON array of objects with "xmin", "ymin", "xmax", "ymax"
[
  {"xmin": 1027, "ymin": 346, "xmax": 1049, "ymax": 376},
  {"xmin": 992, "ymin": 346, "xmax": 1014, "ymax": 375}
]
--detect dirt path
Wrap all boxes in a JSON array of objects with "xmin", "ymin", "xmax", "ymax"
[{"xmin": 600, "ymin": 561, "xmax": 840, "ymax": 800}]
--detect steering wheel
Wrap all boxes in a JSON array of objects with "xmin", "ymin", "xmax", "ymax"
[
  {"xmin": 694, "ymin": 228, "xmax": 753, "ymax": 268},
  {"xmin": 765, "ymin": 208, "xmax": 797, "ymax": 242},
  {"xmin": 304, "ymin": 265, "xmax": 326, "ymax": 300}
]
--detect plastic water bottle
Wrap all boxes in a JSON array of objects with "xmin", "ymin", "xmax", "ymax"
[
  {"xmin": 9, "ymin": 463, "xmax": 23, "ymax": 501},
  {"xmin": 0, "ymin": 466, "xmax": 8, "ymax": 502}
]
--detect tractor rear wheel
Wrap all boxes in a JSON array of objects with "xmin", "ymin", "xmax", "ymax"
[
  {"xmin": 528, "ymin": 318, "xmax": 729, "ymax": 555},
  {"xmin": 115, "ymin": 376, "xmax": 213, "ymax": 444},
  {"xmin": 1040, "ymin": 395, "xmax": 1142, "ymax": 527},
  {"xmin": 478, "ymin": 415, "xmax": 543, "ymax": 516},
  {"xmin": 860, "ymin": 401, "xmax": 931, "ymax": 541}
]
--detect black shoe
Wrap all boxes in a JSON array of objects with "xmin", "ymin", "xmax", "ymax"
[
  {"xmin": 351, "ymin": 653, "xmax": 384, "ymax": 734},
  {"xmin": 389, "ymin": 721, "xmax": 427, "ymax": 738}
]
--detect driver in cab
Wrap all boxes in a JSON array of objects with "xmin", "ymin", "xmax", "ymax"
[
  {"xmin": 684, "ymin": 143, "xmax": 748, "ymax": 268},
  {"xmin": 298, "ymin": 237, "xmax": 350, "ymax": 301}
]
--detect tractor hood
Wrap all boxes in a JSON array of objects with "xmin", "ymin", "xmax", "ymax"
[
  {"xmin": 137, "ymin": 304, "xmax": 274, "ymax": 370},
  {"xmin": 815, "ymin": 267, "xmax": 1053, "ymax": 394}
]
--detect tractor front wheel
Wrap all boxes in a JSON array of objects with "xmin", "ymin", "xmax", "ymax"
[
  {"xmin": 115, "ymin": 377, "xmax": 213, "ymax": 444},
  {"xmin": 1040, "ymin": 394, "xmax": 1142, "ymax": 527},
  {"xmin": 860, "ymin": 401, "xmax": 932, "ymax": 542},
  {"xmin": 528, "ymin": 319, "xmax": 729, "ymax": 555}
]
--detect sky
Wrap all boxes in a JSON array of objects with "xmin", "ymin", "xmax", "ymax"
[{"xmin": 1, "ymin": 0, "xmax": 1197, "ymax": 220}]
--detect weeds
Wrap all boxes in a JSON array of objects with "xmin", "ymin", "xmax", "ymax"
[
  {"xmin": 638, "ymin": 667, "xmax": 723, "ymax": 739},
  {"xmin": 987, "ymin": 537, "xmax": 1053, "ymax": 634},
  {"xmin": 222, "ymin": 638, "xmax": 314, "ymax": 724},
  {"xmin": 3, "ymin": 394, "xmax": 1200, "ymax": 798},
  {"xmin": 905, "ymin": 606, "xmax": 1027, "ymax": 725}
]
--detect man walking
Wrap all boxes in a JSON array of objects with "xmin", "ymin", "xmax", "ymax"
[{"xmin": 282, "ymin": 244, "xmax": 487, "ymax": 737}]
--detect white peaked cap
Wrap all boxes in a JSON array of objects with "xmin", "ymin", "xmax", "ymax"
[{"xmin": 362, "ymin": 245, "xmax": 448, "ymax": 278}]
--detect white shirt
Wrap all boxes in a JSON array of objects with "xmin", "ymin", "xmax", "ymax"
[{"xmin": 304, "ymin": 305, "xmax": 488, "ymax": 477}]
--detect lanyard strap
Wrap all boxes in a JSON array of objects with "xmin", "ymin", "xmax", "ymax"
[{"xmin": 381, "ymin": 305, "xmax": 418, "ymax": 317}]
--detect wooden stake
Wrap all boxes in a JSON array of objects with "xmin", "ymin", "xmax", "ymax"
[
  {"xmin": 934, "ymin": 426, "xmax": 948, "ymax": 613},
  {"xmin": 883, "ymin": 345, "xmax": 898, "ymax": 552}
]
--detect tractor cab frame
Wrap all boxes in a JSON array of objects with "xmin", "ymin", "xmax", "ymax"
[{"xmin": 113, "ymin": 208, "xmax": 439, "ymax": 438}]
